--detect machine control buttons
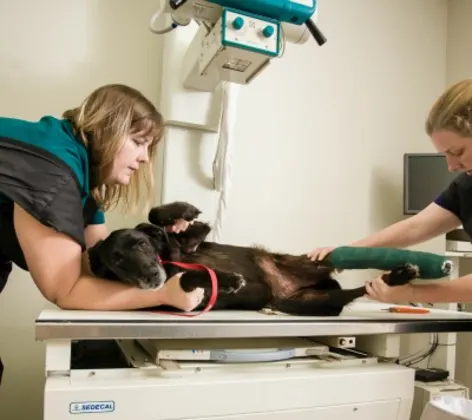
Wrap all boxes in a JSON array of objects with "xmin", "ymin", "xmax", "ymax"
[
  {"xmin": 262, "ymin": 25, "xmax": 275, "ymax": 38},
  {"xmin": 232, "ymin": 16, "xmax": 244, "ymax": 30}
]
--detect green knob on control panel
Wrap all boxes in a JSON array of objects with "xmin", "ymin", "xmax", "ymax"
[
  {"xmin": 262, "ymin": 25, "xmax": 275, "ymax": 38},
  {"xmin": 232, "ymin": 16, "xmax": 244, "ymax": 30}
]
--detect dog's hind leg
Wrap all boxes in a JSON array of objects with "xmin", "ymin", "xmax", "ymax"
[
  {"xmin": 382, "ymin": 263, "xmax": 419, "ymax": 286},
  {"xmin": 271, "ymin": 264, "xmax": 420, "ymax": 317}
]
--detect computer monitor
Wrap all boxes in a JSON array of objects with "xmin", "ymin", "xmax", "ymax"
[{"xmin": 403, "ymin": 153, "xmax": 458, "ymax": 215}]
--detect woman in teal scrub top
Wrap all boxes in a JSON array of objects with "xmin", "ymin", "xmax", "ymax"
[{"xmin": 0, "ymin": 84, "xmax": 203, "ymax": 384}]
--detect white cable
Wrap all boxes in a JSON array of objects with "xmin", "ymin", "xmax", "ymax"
[
  {"xmin": 149, "ymin": 3, "xmax": 178, "ymax": 35},
  {"xmin": 211, "ymin": 82, "xmax": 241, "ymax": 242}
]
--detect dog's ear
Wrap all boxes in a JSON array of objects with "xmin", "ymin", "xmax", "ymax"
[
  {"xmin": 134, "ymin": 223, "xmax": 168, "ymax": 245},
  {"xmin": 87, "ymin": 239, "xmax": 114, "ymax": 278},
  {"xmin": 135, "ymin": 223, "xmax": 183, "ymax": 261},
  {"xmin": 171, "ymin": 221, "xmax": 212, "ymax": 253}
]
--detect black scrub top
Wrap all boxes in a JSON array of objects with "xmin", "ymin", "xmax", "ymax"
[
  {"xmin": 0, "ymin": 115, "xmax": 105, "ymax": 290},
  {"xmin": 434, "ymin": 172, "xmax": 472, "ymax": 236}
]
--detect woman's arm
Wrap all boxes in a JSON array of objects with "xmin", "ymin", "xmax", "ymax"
[
  {"xmin": 84, "ymin": 223, "xmax": 109, "ymax": 248},
  {"xmin": 366, "ymin": 273, "xmax": 472, "ymax": 304},
  {"xmin": 14, "ymin": 204, "xmax": 203, "ymax": 311},
  {"xmin": 308, "ymin": 203, "xmax": 461, "ymax": 261},
  {"xmin": 409, "ymin": 275, "xmax": 472, "ymax": 303},
  {"xmin": 351, "ymin": 203, "xmax": 461, "ymax": 248}
]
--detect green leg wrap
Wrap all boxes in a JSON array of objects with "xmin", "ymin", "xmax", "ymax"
[{"xmin": 327, "ymin": 246, "xmax": 453, "ymax": 279}]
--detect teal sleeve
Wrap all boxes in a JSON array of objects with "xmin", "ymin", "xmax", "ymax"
[{"xmin": 89, "ymin": 209, "xmax": 105, "ymax": 225}]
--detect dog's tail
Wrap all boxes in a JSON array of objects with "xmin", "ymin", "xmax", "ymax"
[{"xmin": 271, "ymin": 286, "xmax": 366, "ymax": 317}]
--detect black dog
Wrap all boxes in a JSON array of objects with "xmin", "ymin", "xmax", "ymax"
[{"xmin": 88, "ymin": 201, "xmax": 418, "ymax": 316}]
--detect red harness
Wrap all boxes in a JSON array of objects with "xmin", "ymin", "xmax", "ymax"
[{"xmin": 151, "ymin": 256, "xmax": 218, "ymax": 317}]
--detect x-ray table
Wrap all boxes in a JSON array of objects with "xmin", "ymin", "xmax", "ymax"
[{"xmin": 35, "ymin": 301, "xmax": 472, "ymax": 420}]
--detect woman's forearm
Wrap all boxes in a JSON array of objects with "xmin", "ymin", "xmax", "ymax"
[
  {"xmin": 55, "ymin": 274, "xmax": 168, "ymax": 310},
  {"xmin": 351, "ymin": 204, "xmax": 461, "ymax": 249},
  {"xmin": 54, "ymin": 252, "xmax": 170, "ymax": 310},
  {"xmin": 350, "ymin": 219, "xmax": 418, "ymax": 248},
  {"xmin": 410, "ymin": 275, "xmax": 472, "ymax": 303}
]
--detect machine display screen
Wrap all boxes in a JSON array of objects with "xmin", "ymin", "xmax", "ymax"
[{"xmin": 403, "ymin": 153, "xmax": 458, "ymax": 215}]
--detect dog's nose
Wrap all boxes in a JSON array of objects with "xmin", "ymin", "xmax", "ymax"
[{"xmin": 149, "ymin": 266, "xmax": 161, "ymax": 277}]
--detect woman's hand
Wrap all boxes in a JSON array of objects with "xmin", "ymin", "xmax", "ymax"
[
  {"xmin": 307, "ymin": 246, "xmax": 336, "ymax": 261},
  {"xmin": 166, "ymin": 219, "xmax": 194, "ymax": 233},
  {"xmin": 365, "ymin": 274, "xmax": 414, "ymax": 303},
  {"xmin": 160, "ymin": 273, "xmax": 205, "ymax": 312}
]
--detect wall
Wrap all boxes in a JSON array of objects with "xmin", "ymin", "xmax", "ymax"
[
  {"xmin": 160, "ymin": 0, "xmax": 448, "ymax": 382},
  {"xmin": 0, "ymin": 1, "xmax": 164, "ymax": 418},
  {"xmin": 0, "ymin": 1, "xmax": 449, "ymax": 419},
  {"xmin": 162, "ymin": 0, "xmax": 447, "ymax": 283},
  {"xmin": 446, "ymin": 0, "xmax": 472, "ymax": 392}
]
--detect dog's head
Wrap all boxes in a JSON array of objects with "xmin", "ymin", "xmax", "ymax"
[{"xmin": 88, "ymin": 224, "xmax": 170, "ymax": 290}]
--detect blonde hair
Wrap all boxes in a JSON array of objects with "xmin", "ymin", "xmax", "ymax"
[
  {"xmin": 426, "ymin": 78, "xmax": 472, "ymax": 137},
  {"xmin": 63, "ymin": 84, "xmax": 164, "ymax": 214}
]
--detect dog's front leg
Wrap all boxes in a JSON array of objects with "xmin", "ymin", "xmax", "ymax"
[
  {"xmin": 180, "ymin": 270, "xmax": 246, "ymax": 294},
  {"xmin": 179, "ymin": 271, "xmax": 211, "ymax": 292},
  {"xmin": 148, "ymin": 202, "xmax": 201, "ymax": 227}
]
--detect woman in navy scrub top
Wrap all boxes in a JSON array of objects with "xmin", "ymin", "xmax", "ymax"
[
  {"xmin": 308, "ymin": 78, "xmax": 472, "ymax": 304},
  {"xmin": 0, "ymin": 84, "xmax": 204, "ymax": 385}
]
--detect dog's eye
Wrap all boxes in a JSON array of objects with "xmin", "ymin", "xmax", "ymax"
[
  {"xmin": 135, "ymin": 240, "xmax": 148, "ymax": 249},
  {"xmin": 112, "ymin": 251, "xmax": 123, "ymax": 265}
]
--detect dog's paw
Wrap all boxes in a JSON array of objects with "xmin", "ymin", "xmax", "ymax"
[
  {"xmin": 259, "ymin": 307, "xmax": 285, "ymax": 316},
  {"xmin": 383, "ymin": 263, "xmax": 419, "ymax": 287},
  {"xmin": 149, "ymin": 201, "xmax": 201, "ymax": 226},
  {"xmin": 219, "ymin": 273, "xmax": 246, "ymax": 294},
  {"xmin": 405, "ymin": 263, "xmax": 420, "ymax": 278}
]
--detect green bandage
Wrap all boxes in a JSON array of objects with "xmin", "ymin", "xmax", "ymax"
[{"xmin": 328, "ymin": 246, "xmax": 453, "ymax": 279}]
